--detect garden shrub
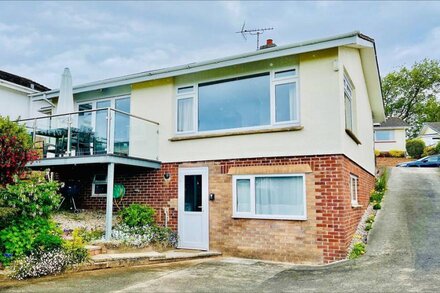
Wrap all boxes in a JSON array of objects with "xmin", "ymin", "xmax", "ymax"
[
  {"xmin": 74, "ymin": 227, "xmax": 104, "ymax": 243},
  {"xmin": 62, "ymin": 229, "xmax": 89, "ymax": 264},
  {"xmin": 0, "ymin": 217, "xmax": 62, "ymax": 265},
  {"xmin": 10, "ymin": 249, "xmax": 69, "ymax": 280},
  {"xmin": 0, "ymin": 172, "xmax": 61, "ymax": 219},
  {"xmin": 374, "ymin": 149, "xmax": 381, "ymax": 157},
  {"xmin": 406, "ymin": 139, "xmax": 425, "ymax": 159},
  {"xmin": 435, "ymin": 142, "xmax": 440, "ymax": 154},
  {"xmin": 375, "ymin": 170, "xmax": 387, "ymax": 193},
  {"xmin": 119, "ymin": 204, "xmax": 156, "ymax": 228},
  {"xmin": 370, "ymin": 190, "xmax": 384, "ymax": 203},
  {"xmin": 389, "ymin": 149, "xmax": 405, "ymax": 158},
  {"xmin": 349, "ymin": 242, "xmax": 366, "ymax": 259},
  {"xmin": 373, "ymin": 202, "xmax": 382, "ymax": 210},
  {"xmin": 0, "ymin": 116, "xmax": 39, "ymax": 186},
  {"xmin": 422, "ymin": 145, "xmax": 438, "ymax": 157}
]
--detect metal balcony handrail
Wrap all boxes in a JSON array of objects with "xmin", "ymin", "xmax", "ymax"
[{"xmin": 17, "ymin": 107, "xmax": 160, "ymax": 125}]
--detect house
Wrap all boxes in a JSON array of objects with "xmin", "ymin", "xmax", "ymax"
[
  {"xmin": 418, "ymin": 122, "xmax": 440, "ymax": 147},
  {"xmin": 374, "ymin": 117, "xmax": 410, "ymax": 154},
  {"xmin": 0, "ymin": 70, "xmax": 50, "ymax": 120},
  {"xmin": 22, "ymin": 31, "xmax": 385, "ymax": 264}
]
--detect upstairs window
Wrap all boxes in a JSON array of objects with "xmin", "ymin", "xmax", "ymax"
[
  {"xmin": 375, "ymin": 130, "xmax": 395, "ymax": 141},
  {"xmin": 344, "ymin": 74, "xmax": 355, "ymax": 132},
  {"xmin": 176, "ymin": 67, "xmax": 299, "ymax": 134}
]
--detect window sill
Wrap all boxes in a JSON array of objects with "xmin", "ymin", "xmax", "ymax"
[
  {"xmin": 351, "ymin": 204, "xmax": 363, "ymax": 209},
  {"xmin": 375, "ymin": 140, "xmax": 396, "ymax": 143},
  {"xmin": 345, "ymin": 129, "xmax": 362, "ymax": 145},
  {"xmin": 91, "ymin": 195, "xmax": 107, "ymax": 198},
  {"xmin": 232, "ymin": 215, "xmax": 307, "ymax": 221},
  {"xmin": 170, "ymin": 125, "xmax": 303, "ymax": 141}
]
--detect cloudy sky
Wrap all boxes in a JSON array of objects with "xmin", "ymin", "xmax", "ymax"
[{"xmin": 1, "ymin": 1, "xmax": 439, "ymax": 89}]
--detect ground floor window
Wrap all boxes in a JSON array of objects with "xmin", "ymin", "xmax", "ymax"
[
  {"xmin": 232, "ymin": 174, "xmax": 306, "ymax": 220},
  {"xmin": 350, "ymin": 174, "xmax": 359, "ymax": 206},
  {"xmin": 92, "ymin": 174, "xmax": 107, "ymax": 197}
]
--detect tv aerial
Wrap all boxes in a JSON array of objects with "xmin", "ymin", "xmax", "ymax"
[{"xmin": 236, "ymin": 22, "xmax": 274, "ymax": 50}]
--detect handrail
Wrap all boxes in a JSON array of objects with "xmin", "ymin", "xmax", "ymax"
[{"xmin": 17, "ymin": 108, "xmax": 160, "ymax": 125}]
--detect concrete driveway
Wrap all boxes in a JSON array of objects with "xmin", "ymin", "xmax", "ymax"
[{"xmin": 2, "ymin": 167, "xmax": 440, "ymax": 292}]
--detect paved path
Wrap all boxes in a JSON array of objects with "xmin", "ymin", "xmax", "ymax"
[{"xmin": 2, "ymin": 167, "xmax": 440, "ymax": 292}]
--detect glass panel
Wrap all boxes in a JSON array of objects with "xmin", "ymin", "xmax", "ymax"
[
  {"xmin": 345, "ymin": 95, "xmax": 352, "ymax": 131},
  {"xmin": 177, "ymin": 86, "xmax": 194, "ymax": 94},
  {"xmin": 114, "ymin": 98, "xmax": 130, "ymax": 156},
  {"xmin": 78, "ymin": 103, "xmax": 92, "ymax": 128},
  {"xmin": 127, "ymin": 113, "xmax": 159, "ymax": 160},
  {"xmin": 177, "ymin": 97, "xmax": 194, "ymax": 132},
  {"xmin": 94, "ymin": 184, "xmax": 107, "ymax": 195},
  {"xmin": 275, "ymin": 82, "xmax": 297, "ymax": 122},
  {"xmin": 184, "ymin": 175, "xmax": 202, "ymax": 212},
  {"xmin": 198, "ymin": 73, "xmax": 270, "ymax": 131},
  {"xmin": 95, "ymin": 106, "xmax": 109, "ymax": 154},
  {"xmin": 274, "ymin": 69, "xmax": 296, "ymax": 79},
  {"xmin": 236, "ymin": 179, "xmax": 251, "ymax": 213},
  {"xmin": 375, "ymin": 130, "xmax": 394, "ymax": 141},
  {"xmin": 255, "ymin": 176, "xmax": 304, "ymax": 216}
]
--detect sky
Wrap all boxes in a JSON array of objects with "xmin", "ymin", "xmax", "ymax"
[{"xmin": 1, "ymin": 1, "xmax": 440, "ymax": 89}]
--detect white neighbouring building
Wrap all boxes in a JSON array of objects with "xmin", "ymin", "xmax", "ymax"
[
  {"xmin": 0, "ymin": 70, "xmax": 50, "ymax": 120},
  {"xmin": 418, "ymin": 122, "xmax": 440, "ymax": 147},
  {"xmin": 374, "ymin": 117, "xmax": 410, "ymax": 153}
]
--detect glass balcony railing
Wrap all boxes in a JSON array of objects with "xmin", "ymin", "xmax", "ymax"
[{"xmin": 19, "ymin": 108, "xmax": 159, "ymax": 162}]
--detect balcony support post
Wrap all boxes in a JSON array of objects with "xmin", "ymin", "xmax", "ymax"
[
  {"xmin": 67, "ymin": 114, "xmax": 72, "ymax": 156},
  {"xmin": 32, "ymin": 119, "xmax": 36, "ymax": 143},
  {"xmin": 105, "ymin": 162, "xmax": 115, "ymax": 240}
]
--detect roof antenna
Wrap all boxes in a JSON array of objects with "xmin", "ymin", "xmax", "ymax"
[{"xmin": 236, "ymin": 21, "xmax": 274, "ymax": 50}]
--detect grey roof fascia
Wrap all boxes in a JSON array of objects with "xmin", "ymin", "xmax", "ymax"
[{"xmin": 30, "ymin": 31, "xmax": 367, "ymax": 100}]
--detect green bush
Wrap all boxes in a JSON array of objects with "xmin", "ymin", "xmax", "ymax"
[
  {"xmin": 406, "ymin": 139, "xmax": 426, "ymax": 159},
  {"xmin": 62, "ymin": 229, "xmax": 89, "ymax": 264},
  {"xmin": 374, "ymin": 149, "xmax": 381, "ymax": 157},
  {"xmin": 373, "ymin": 202, "xmax": 382, "ymax": 210},
  {"xmin": 365, "ymin": 223, "xmax": 373, "ymax": 231},
  {"xmin": 0, "ymin": 172, "xmax": 61, "ymax": 219},
  {"xmin": 349, "ymin": 242, "xmax": 366, "ymax": 259},
  {"xmin": 389, "ymin": 149, "xmax": 405, "ymax": 158},
  {"xmin": 0, "ymin": 217, "xmax": 63, "ymax": 265},
  {"xmin": 365, "ymin": 214, "xmax": 375, "ymax": 224},
  {"xmin": 435, "ymin": 142, "xmax": 440, "ymax": 154},
  {"xmin": 422, "ymin": 146, "xmax": 436, "ymax": 157},
  {"xmin": 370, "ymin": 190, "xmax": 384, "ymax": 203},
  {"xmin": 119, "ymin": 204, "xmax": 156, "ymax": 228},
  {"xmin": 74, "ymin": 227, "xmax": 104, "ymax": 243},
  {"xmin": 375, "ymin": 170, "xmax": 388, "ymax": 193}
]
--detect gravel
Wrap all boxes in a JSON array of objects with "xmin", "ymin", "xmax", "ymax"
[
  {"xmin": 347, "ymin": 203, "xmax": 377, "ymax": 258},
  {"xmin": 53, "ymin": 210, "xmax": 117, "ymax": 232}
]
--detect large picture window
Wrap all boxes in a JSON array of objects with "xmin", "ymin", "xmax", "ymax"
[
  {"xmin": 198, "ymin": 74, "xmax": 270, "ymax": 131},
  {"xmin": 176, "ymin": 67, "xmax": 299, "ymax": 134},
  {"xmin": 233, "ymin": 174, "xmax": 306, "ymax": 220}
]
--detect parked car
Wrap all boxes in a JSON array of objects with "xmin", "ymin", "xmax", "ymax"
[{"xmin": 396, "ymin": 155, "xmax": 440, "ymax": 167}]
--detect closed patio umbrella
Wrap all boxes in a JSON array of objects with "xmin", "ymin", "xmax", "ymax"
[{"xmin": 55, "ymin": 68, "xmax": 74, "ymax": 115}]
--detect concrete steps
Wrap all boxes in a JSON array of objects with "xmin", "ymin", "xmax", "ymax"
[{"xmin": 71, "ymin": 250, "xmax": 221, "ymax": 272}]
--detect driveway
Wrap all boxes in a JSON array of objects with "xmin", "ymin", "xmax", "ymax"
[{"xmin": 2, "ymin": 167, "xmax": 440, "ymax": 292}]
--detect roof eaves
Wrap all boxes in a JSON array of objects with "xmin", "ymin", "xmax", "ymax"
[{"xmin": 31, "ymin": 31, "xmax": 368, "ymax": 100}]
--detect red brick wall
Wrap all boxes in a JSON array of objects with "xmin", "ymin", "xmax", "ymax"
[{"xmin": 53, "ymin": 154, "xmax": 375, "ymax": 264}]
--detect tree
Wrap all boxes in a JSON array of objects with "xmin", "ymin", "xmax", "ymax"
[
  {"xmin": 0, "ymin": 116, "xmax": 39, "ymax": 186},
  {"xmin": 382, "ymin": 59, "xmax": 440, "ymax": 138}
]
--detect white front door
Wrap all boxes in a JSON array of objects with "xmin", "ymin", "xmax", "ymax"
[{"xmin": 178, "ymin": 167, "xmax": 209, "ymax": 250}]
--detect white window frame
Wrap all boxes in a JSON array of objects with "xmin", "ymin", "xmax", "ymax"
[
  {"xmin": 350, "ymin": 174, "xmax": 359, "ymax": 207},
  {"xmin": 232, "ymin": 173, "xmax": 307, "ymax": 220},
  {"xmin": 271, "ymin": 68, "xmax": 300, "ymax": 125},
  {"xmin": 374, "ymin": 130, "xmax": 395, "ymax": 142},
  {"xmin": 344, "ymin": 73, "xmax": 355, "ymax": 132},
  {"xmin": 92, "ymin": 174, "xmax": 107, "ymax": 197},
  {"xmin": 175, "ymin": 85, "xmax": 196, "ymax": 134},
  {"xmin": 175, "ymin": 67, "xmax": 300, "ymax": 135},
  {"xmin": 77, "ymin": 95, "xmax": 131, "ymax": 129}
]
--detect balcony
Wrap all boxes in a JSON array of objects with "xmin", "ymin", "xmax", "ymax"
[{"xmin": 19, "ymin": 108, "xmax": 160, "ymax": 169}]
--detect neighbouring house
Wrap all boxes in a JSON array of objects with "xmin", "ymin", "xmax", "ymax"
[
  {"xmin": 418, "ymin": 122, "xmax": 440, "ymax": 147},
  {"xmin": 374, "ymin": 117, "xmax": 410, "ymax": 154},
  {"xmin": 21, "ymin": 31, "xmax": 385, "ymax": 264},
  {"xmin": 0, "ymin": 70, "xmax": 50, "ymax": 119}
]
